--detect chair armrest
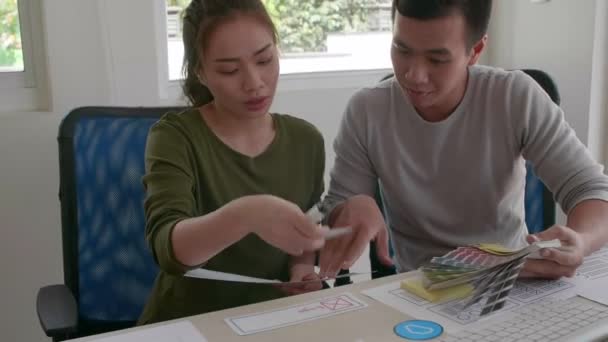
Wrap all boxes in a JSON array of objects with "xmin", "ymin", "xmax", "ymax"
[{"xmin": 36, "ymin": 284, "xmax": 78, "ymax": 338}]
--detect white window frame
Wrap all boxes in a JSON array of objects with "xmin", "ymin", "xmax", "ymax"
[{"xmin": 0, "ymin": 0, "xmax": 46, "ymax": 112}]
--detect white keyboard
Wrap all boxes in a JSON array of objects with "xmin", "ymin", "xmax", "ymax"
[{"xmin": 439, "ymin": 297, "xmax": 608, "ymax": 342}]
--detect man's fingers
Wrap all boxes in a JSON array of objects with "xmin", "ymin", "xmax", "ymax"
[
  {"xmin": 541, "ymin": 247, "xmax": 583, "ymax": 267},
  {"xmin": 323, "ymin": 236, "xmax": 352, "ymax": 278},
  {"xmin": 519, "ymin": 267, "xmax": 561, "ymax": 279},
  {"xmin": 340, "ymin": 228, "xmax": 372, "ymax": 269},
  {"xmin": 526, "ymin": 234, "xmax": 539, "ymax": 244},
  {"xmin": 522, "ymin": 259, "xmax": 576, "ymax": 278},
  {"xmin": 375, "ymin": 228, "xmax": 393, "ymax": 266},
  {"xmin": 319, "ymin": 242, "xmax": 337, "ymax": 277},
  {"xmin": 333, "ymin": 235, "xmax": 355, "ymax": 273},
  {"xmin": 533, "ymin": 225, "xmax": 577, "ymax": 245},
  {"xmin": 521, "ymin": 260, "xmax": 559, "ymax": 278}
]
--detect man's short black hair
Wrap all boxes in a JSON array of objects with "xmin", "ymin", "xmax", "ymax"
[{"xmin": 391, "ymin": 0, "xmax": 493, "ymax": 47}]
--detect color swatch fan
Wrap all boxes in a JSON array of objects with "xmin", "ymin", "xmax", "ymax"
[{"xmin": 403, "ymin": 239, "xmax": 561, "ymax": 317}]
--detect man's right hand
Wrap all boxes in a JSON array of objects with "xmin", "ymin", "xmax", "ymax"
[
  {"xmin": 229, "ymin": 195, "xmax": 326, "ymax": 256},
  {"xmin": 318, "ymin": 195, "xmax": 392, "ymax": 278}
]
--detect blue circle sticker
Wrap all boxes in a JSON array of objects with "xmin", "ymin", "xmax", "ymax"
[{"xmin": 394, "ymin": 320, "xmax": 443, "ymax": 340}]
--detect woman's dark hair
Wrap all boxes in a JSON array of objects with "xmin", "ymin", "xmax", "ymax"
[
  {"xmin": 182, "ymin": 0, "xmax": 278, "ymax": 107},
  {"xmin": 391, "ymin": 0, "xmax": 492, "ymax": 48}
]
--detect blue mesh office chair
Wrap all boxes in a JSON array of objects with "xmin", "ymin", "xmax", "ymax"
[
  {"xmin": 36, "ymin": 106, "xmax": 184, "ymax": 341},
  {"xmin": 337, "ymin": 69, "xmax": 560, "ymax": 284}
]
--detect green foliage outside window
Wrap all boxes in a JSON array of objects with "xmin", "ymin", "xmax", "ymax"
[
  {"xmin": 0, "ymin": 0, "xmax": 23, "ymax": 70},
  {"xmin": 167, "ymin": 0, "xmax": 192, "ymax": 9},
  {"xmin": 167, "ymin": 0, "xmax": 374, "ymax": 54},
  {"xmin": 262, "ymin": 0, "xmax": 370, "ymax": 53}
]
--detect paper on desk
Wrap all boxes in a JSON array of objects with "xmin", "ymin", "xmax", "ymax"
[
  {"xmin": 85, "ymin": 321, "xmax": 206, "ymax": 342},
  {"xmin": 184, "ymin": 268, "xmax": 370, "ymax": 285},
  {"xmin": 361, "ymin": 273, "xmax": 579, "ymax": 333},
  {"xmin": 185, "ymin": 269, "xmax": 281, "ymax": 284},
  {"xmin": 575, "ymin": 246, "xmax": 608, "ymax": 305},
  {"xmin": 225, "ymin": 292, "xmax": 368, "ymax": 335},
  {"xmin": 578, "ymin": 280, "xmax": 608, "ymax": 306}
]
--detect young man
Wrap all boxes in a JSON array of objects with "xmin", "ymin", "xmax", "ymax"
[{"xmin": 319, "ymin": 0, "xmax": 608, "ymax": 280}]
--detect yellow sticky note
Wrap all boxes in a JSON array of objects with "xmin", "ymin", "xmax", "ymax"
[
  {"xmin": 401, "ymin": 277, "xmax": 474, "ymax": 303},
  {"xmin": 476, "ymin": 243, "xmax": 517, "ymax": 255}
]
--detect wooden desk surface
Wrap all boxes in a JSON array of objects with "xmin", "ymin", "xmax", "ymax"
[{"xmin": 73, "ymin": 273, "xmax": 414, "ymax": 341}]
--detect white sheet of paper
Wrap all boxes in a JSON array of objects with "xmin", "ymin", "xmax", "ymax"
[
  {"xmin": 185, "ymin": 268, "xmax": 281, "ymax": 284},
  {"xmin": 576, "ymin": 245, "xmax": 608, "ymax": 281},
  {"xmin": 84, "ymin": 321, "xmax": 206, "ymax": 342},
  {"xmin": 225, "ymin": 292, "xmax": 367, "ymax": 335},
  {"xmin": 361, "ymin": 274, "xmax": 578, "ymax": 333},
  {"xmin": 579, "ymin": 280, "xmax": 608, "ymax": 306},
  {"xmin": 576, "ymin": 246, "xmax": 608, "ymax": 305},
  {"xmin": 184, "ymin": 268, "xmax": 370, "ymax": 284}
]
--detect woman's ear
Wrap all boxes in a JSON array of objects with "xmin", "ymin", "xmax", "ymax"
[
  {"xmin": 196, "ymin": 65, "xmax": 208, "ymax": 85},
  {"xmin": 197, "ymin": 72, "xmax": 207, "ymax": 85}
]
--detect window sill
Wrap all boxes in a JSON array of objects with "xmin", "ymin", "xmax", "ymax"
[{"xmin": 163, "ymin": 68, "xmax": 393, "ymax": 105}]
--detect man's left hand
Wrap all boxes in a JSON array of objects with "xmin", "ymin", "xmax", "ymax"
[{"xmin": 521, "ymin": 225, "xmax": 587, "ymax": 279}]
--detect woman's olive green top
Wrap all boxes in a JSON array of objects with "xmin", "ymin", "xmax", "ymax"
[{"xmin": 138, "ymin": 109, "xmax": 325, "ymax": 324}]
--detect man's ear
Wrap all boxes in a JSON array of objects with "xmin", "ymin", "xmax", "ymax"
[{"xmin": 468, "ymin": 35, "xmax": 488, "ymax": 66}]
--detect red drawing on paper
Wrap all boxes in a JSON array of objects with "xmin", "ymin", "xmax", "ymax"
[
  {"xmin": 298, "ymin": 305, "xmax": 325, "ymax": 313},
  {"xmin": 320, "ymin": 297, "xmax": 355, "ymax": 311}
]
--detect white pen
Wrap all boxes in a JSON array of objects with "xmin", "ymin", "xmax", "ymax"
[
  {"xmin": 306, "ymin": 202, "xmax": 352, "ymax": 240},
  {"xmin": 322, "ymin": 226, "xmax": 353, "ymax": 240}
]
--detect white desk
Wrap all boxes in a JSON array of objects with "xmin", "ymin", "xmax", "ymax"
[{"xmin": 70, "ymin": 273, "xmax": 606, "ymax": 342}]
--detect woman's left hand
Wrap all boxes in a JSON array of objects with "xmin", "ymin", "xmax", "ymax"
[{"xmin": 275, "ymin": 263, "xmax": 323, "ymax": 296}]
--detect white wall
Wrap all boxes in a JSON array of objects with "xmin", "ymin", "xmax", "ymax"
[
  {"xmin": 0, "ymin": 111, "xmax": 64, "ymax": 342},
  {"xmin": 487, "ymin": 0, "xmax": 599, "ymax": 150},
  {"xmin": 486, "ymin": 0, "xmax": 606, "ymax": 224},
  {"xmin": 0, "ymin": 0, "xmax": 606, "ymax": 341},
  {"xmin": 589, "ymin": 0, "xmax": 608, "ymax": 166}
]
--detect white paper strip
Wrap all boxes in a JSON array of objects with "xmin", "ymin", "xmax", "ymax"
[
  {"xmin": 184, "ymin": 269, "xmax": 281, "ymax": 284},
  {"xmin": 184, "ymin": 268, "xmax": 371, "ymax": 284}
]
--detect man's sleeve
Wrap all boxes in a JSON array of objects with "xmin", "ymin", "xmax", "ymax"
[
  {"xmin": 513, "ymin": 71, "xmax": 608, "ymax": 214},
  {"xmin": 322, "ymin": 92, "xmax": 380, "ymax": 216}
]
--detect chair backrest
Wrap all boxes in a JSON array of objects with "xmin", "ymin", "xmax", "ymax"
[
  {"xmin": 57, "ymin": 106, "xmax": 184, "ymax": 334},
  {"xmin": 363, "ymin": 69, "xmax": 559, "ymax": 280}
]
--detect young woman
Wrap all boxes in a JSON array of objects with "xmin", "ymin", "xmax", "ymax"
[{"xmin": 139, "ymin": 0, "xmax": 326, "ymax": 324}]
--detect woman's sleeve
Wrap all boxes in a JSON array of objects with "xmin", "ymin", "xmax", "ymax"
[{"xmin": 142, "ymin": 120, "xmax": 200, "ymax": 275}]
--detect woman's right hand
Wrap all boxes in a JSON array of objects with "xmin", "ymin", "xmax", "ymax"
[{"xmin": 228, "ymin": 195, "xmax": 326, "ymax": 255}]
